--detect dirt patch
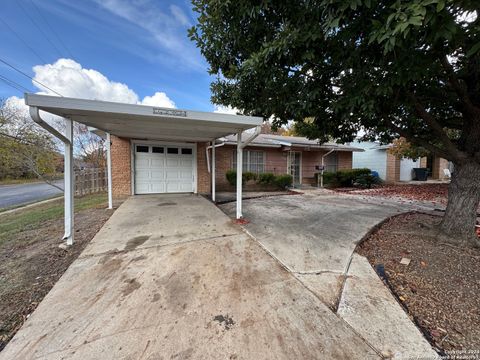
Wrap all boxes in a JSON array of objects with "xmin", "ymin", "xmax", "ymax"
[
  {"xmin": 121, "ymin": 278, "xmax": 141, "ymax": 297},
  {"xmin": 0, "ymin": 206, "xmax": 115, "ymax": 351},
  {"xmin": 357, "ymin": 213, "xmax": 480, "ymax": 352}
]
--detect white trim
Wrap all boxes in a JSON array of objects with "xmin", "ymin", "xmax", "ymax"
[
  {"xmin": 25, "ymin": 93, "xmax": 262, "ymax": 127},
  {"xmin": 130, "ymin": 139, "xmax": 197, "ymax": 195}
]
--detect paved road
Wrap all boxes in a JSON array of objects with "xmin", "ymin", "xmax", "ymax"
[{"xmin": 0, "ymin": 180, "xmax": 64, "ymax": 209}]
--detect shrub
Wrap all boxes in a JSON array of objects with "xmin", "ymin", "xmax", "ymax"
[
  {"xmin": 258, "ymin": 172, "xmax": 275, "ymax": 185},
  {"xmin": 354, "ymin": 173, "xmax": 382, "ymax": 189},
  {"xmin": 314, "ymin": 168, "xmax": 371, "ymax": 188},
  {"xmin": 274, "ymin": 174, "xmax": 293, "ymax": 189},
  {"xmin": 336, "ymin": 168, "xmax": 371, "ymax": 187},
  {"xmin": 226, "ymin": 169, "xmax": 237, "ymax": 186},
  {"xmin": 225, "ymin": 170, "xmax": 258, "ymax": 186}
]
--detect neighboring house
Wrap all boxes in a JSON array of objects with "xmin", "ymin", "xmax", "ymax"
[
  {"xmin": 352, "ymin": 141, "xmax": 451, "ymax": 183},
  {"xmin": 111, "ymin": 133, "xmax": 363, "ymax": 196}
]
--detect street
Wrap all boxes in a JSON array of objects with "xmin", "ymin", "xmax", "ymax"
[{"xmin": 0, "ymin": 180, "xmax": 64, "ymax": 209}]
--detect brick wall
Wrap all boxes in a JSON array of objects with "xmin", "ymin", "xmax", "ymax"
[
  {"xmin": 197, "ymin": 142, "xmax": 210, "ymax": 193},
  {"xmin": 385, "ymin": 152, "xmax": 400, "ymax": 183},
  {"xmin": 111, "ymin": 136, "xmax": 131, "ymax": 197},
  {"xmin": 337, "ymin": 151, "xmax": 353, "ymax": 170}
]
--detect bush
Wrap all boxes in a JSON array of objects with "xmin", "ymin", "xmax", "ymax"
[
  {"xmin": 354, "ymin": 173, "xmax": 382, "ymax": 189},
  {"xmin": 225, "ymin": 170, "xmax": 258, "ymax": 186},
  {"xmin": 314, "ymin": 168, "xmax": 371, "ymax": 188},
  {"xmin": 336, "ymin": 168, "xmax": 371, "ymax": 187},
  {"xmin": 226, "ymin": 169, "xmax": 237, "ymax": 186},
  {"xmin": 258, "ymin": 172, "xmax": 275, "ymax": 185},
  {"xmin": 274, "ymin": 174, "xmax": 293, "ymax": 189}
]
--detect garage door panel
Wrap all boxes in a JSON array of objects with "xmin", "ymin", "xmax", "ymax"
[
  {"xmin": 151, "ymin": 170, "xmax": 165, "ymax": 180},
  {"xmin": 151, "ymin": 182, "xmax": 166, "ymax": 193},
  {"xmin": 135, "ymin": 144, "xmax": 194, "ymax": 194}
]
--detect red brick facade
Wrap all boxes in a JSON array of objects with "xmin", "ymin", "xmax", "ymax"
[
  {"xmin": 111, "ymin": 136, "xmax": 131, "ymax": 197},
  {"xmin": 111, "ymin": 138, "xmax": 356, "ymax": 195}
]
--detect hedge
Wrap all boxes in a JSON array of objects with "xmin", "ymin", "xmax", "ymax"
[
  {"xmin": 315, "ymin": 168, "xmax": 372, "ymax": 187},
  {"xmin": 226, "ymin": 170, "xmax": 292, "ymax": 189}
]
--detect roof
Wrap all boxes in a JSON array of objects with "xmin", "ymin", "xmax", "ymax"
[
  {"xmin": 221, "ymin": 134, "xmax": 363, "ymax": 152},
  {"xmin": 25, "ymin": 94, "xmax": 263, "ymax": 142}
]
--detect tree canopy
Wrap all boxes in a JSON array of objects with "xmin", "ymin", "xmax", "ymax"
[{"xmin": 190, "ymin": 0, "xmax": 479, "ymax": 165}]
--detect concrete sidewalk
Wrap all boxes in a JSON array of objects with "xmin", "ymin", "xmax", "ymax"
[{"xmin": 1, "ymin": 194, "xmax": 380, "ymax": 359}]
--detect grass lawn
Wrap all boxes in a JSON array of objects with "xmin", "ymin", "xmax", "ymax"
[
  {"xmin": 0, "ymin": 193, "xmax": 107, "ymax": 248},
  {"xmin": 0, "ymin": 192, "xmax": 117, "ymax": 351}
]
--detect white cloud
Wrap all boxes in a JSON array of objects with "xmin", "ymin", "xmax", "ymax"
[
  {"xmin": 6, "ymin": 58, "xmax": 176, "ymax": 128},
  {"xmin": 141, "ymin": 92, "xmax": 176, "ymax": 108},
  {"xmin": 31, "ymin": 58, "xmax": 175, "ymax": 107},
  {"xmin": 213, "ymin": 105, "xmax": 239, "ymax": 115},
  {"xmin": 169, "ymin": 5, "xmax": 191, "ymax": 27}
]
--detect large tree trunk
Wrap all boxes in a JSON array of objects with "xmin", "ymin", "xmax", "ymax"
[{"xmin": 439, "ymin": 161, "xmax": 480, "ymax": 247}]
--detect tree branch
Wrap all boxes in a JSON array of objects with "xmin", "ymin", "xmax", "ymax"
[
  {"xmin": 407, "ymin": 92, "xmax": 465, "ymax": 162},
  {"xmin": 386, "ymin": 121, "xmax": 452, "ymax": 160},
  {"xmin": 440, "ymin": 56, "xmax": 477, "ymax": 114}
]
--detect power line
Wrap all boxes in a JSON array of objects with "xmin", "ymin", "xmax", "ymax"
[
  {"xmin": 0, "ymin": 74, "xmax": 34, "ymax": 94},
  {"xmin": 17, "ymin": 0, "xmax": 64, "ymax": 58},
  {"xmin": 29, "ymin": 0, "xmax": 74, "ymax": 59},
  {"xmin": 0, "ymin": 57, "xmax": 63, "ymax": 96},
  {"xmin": 0, "ymin": 17, "xmax": 47, "ymax": 64}
]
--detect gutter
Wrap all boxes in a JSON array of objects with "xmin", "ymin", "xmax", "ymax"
[
  {"xmin": 29, "ymin": 106, "xmax": 70, "ymax": 145},
  {"xmin": 320, "ymin": 148, "xmax": 336, "ymax": 188}
]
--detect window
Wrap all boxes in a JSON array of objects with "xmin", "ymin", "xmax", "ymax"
[
  {"xmin": 324, "ymin": 152, "xmax": 338, "ymax": 173},
  {"xmin": 136, "ymin": 145, "xmax": 149, "ymax": 153},
  {"xmin": 232, "ymin": 150, "xmax": 265, "ymax": 174},
  {"xmin": 181, "ymin": 148, "xmax": 192, "ymax": 155},
  {"xmin": 167, "ymin": 147, "xmax": 179, "ymax": 154},
  {"xmin": 152, "ymin": 146, "xmax": 164, "ymax": 153}
]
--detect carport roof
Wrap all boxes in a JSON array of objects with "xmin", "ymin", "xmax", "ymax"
[{"xmin": 25, "ymin": 94, "xmax": 263, "ymax": 142}]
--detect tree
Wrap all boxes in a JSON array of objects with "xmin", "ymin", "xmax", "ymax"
[
  {"xmin": 0, "ymin": 99, "xmax": 61, "ymax": 189},
  {"xmin": 388, "ymin": 138, "xmax": 430, "ymax": 160},
  {"xmin": 190, "ymin": 0, "xmax": 480, "ymax": 247}
]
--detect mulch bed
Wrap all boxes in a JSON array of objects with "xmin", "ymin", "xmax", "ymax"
[
  {"xmin": 0, "ymin": 207, "xmax": 114, "ymax": 351},
  {"xmin": 336, "ymin": 183, "xmax": 449, "ymax": 204},
  {"xmin": 357, "ymin": 212, "xmax": 480, "ymax": 353}
]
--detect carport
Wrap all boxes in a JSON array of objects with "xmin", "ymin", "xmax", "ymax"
[{"xmin": 24, "ymin": 93, "xmax": 262, "ymax": 245}]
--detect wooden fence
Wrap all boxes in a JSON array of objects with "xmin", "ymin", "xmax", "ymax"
[{"xmin": 74, "ymin": 168, "xmax": 107, "ymax": 196}]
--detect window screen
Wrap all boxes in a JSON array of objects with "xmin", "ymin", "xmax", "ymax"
[
  {"xmin": 167, "ymin": 147, "xmax": 179, "ymax": 154},
  {"xmin": 152, "ymin": 147, "xmax": 164, "ymax": 153},
  {"xmin": 232, "ymin": 150, "xmax": 265, "ymax": 174},
  {"xmin": 136, "ymin": 145, "xmax": 149, "ymax": 153}
]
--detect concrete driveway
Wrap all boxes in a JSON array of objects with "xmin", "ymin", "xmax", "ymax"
[
  {"xmin": 219, "ymin": 190, "xmax": 438, "ymax": 358},
  {"xmin": 1, "ymin": 194, "xmax": 381, "ymax": 360}
]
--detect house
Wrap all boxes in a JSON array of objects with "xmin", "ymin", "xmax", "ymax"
[
  {"xmin": 352, "ymin": 141, "xmax": 451, "ymax": 183},
  {"xmin": 110, "ymin": 133, "xmax": 364, "ymax": 196}
]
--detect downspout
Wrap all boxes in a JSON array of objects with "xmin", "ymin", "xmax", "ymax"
[
  {"xmin": 29, "ymin": 106, "xmax": 74, "ymax": 245},
  {"xmin": 320, "ymin": 148, "xmax": 336, "ymax": 188},
  {"xmin": 206, "ymin": 142, "xmax": 225, "ymax": 173}
]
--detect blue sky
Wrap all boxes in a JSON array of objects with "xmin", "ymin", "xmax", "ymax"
[{"xmin": 0, "ymin": 0, "xmax": 220, "ymax": 111}]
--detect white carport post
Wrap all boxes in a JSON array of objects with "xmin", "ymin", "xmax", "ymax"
[
  {"xmin": 211, "ymin": 139, "xmax": 216, "ymax": 202},
  {"xmin": 29, "ymin": 106, "xmax": 74, "ymax": 245},
  {"xmin": 63, "ymin": 118, "xmax": 74, "ymax": 245},
  {"xmin": 106, "ymin": 132, "xmax": 113, "ymax": 209},
  {"xmin": 236, "ymin": 126, "xmax": 262, "ymax": 219},
  {"xmin": 236, "ymin": 133, "xmax": 243, "ymax": 219}
]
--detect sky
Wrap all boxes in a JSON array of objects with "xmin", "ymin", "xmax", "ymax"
[{"xmin": 0, "ymin": 0, "xmax": 234, "ymax": 113}]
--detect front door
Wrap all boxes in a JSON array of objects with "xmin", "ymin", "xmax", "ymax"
[{"xmin": 288, "ymin": 151, "xmax": 302, "ymax": 186}]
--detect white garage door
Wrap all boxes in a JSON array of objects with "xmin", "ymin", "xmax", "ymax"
[{"xmin": 134, "ymin": 144, "xmax": 194, "ymax": 194}]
